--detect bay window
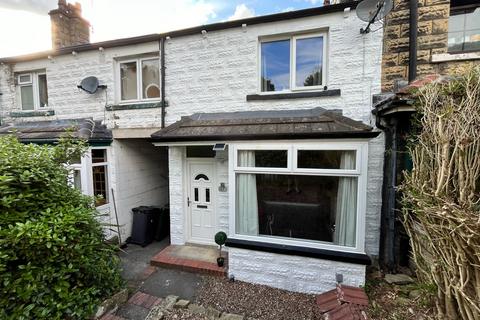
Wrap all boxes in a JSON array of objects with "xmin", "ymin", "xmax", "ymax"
[
  {"xmin": 260, "ymin": 33, "xmax": 326, "ymax": 92},
  {"xmin": 230, "ymin": 142, "xmax": 367, "ymax": 253}
]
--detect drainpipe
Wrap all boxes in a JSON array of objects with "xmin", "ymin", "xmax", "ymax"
[
  {"xmin": 386, "ymin": 117, "xmax": 398, "ymax": 270},
  {"xmin": 408, "ymin": 0, "xmax": 418, "ymax": 83},
  {"xmin": 160, "ymin": 37, "xmax": 166, "ymax": 128}
]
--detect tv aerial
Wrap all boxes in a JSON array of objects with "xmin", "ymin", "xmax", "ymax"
[
  {"xmin": 357, "ymin": 0, "xmax": 393, "ymax": 34},
  {"xmin": 77, "ymin": 76, "xmax": 107, "ymax": 94}
]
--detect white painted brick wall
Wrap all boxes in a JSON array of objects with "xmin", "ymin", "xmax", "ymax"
[
  {"xmin": 113, "ymin": 139, "xmax": 169, "ymax": 240},
  {"xmin": 164, "ymin": 11, "xmax": 383, "ymax": 126},
  {"xmin": 228, "ymin": 248, "xmax": 366, "ymax": 294},
  {"xmin": 0, "ymin": 42, "xmax": 162, "ymax": 129},
  {"xmin": 169, "ymin": 146, "xmax": 186, "ymax": 245}
]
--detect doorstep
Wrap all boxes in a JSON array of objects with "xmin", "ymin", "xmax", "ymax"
[{"xmin": 150, "ymin": 245, "xmax": 227, "ymax": 276}]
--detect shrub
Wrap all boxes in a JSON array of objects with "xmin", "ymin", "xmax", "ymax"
[
  {"xmin": 402, "ymin": 65, "xmax": 480, "ymax": 319},
  {"xmin": 0, "ymin": 135, "xmax": 123, "ymax": 319}
]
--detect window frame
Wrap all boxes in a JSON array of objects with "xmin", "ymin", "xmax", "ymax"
[
  {"xmin": 17, "ymin": 71, "xmax": 48, "ymax": 110},
  {"xmin": 258, "ymin": 32, "xmax": 328, "ymax": 94},
  {"xmin": 228, "ymin": 140, "xmax": 368, "ymax": 254},
  {"xmin": 68, "ymin": 147, "xmax": 111, "ymax": 209},
  {"xmin": 448, "ymin": 4, "xmax": 480, "ymax": 54},
  {"xmin": 116, "ymin": 56, "xmax": 161, "ymax": 104}
]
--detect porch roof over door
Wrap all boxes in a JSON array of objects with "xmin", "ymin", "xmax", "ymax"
[{"xmin": 151, "ymin": 107, "xmax": 380, "ymax": 142}]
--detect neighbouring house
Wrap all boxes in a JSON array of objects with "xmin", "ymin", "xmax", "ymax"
[
  {"xmin": 374, "ymin": 0, "xmax": 480, "ymax": 271},
  {"xmin": 0, "ymin": 0, "xmax": 385, "ymax": 294}
]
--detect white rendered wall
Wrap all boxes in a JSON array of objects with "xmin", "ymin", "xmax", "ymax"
[
  {"xmin": 0, "ymin": 42, "xmax": 162, "ymax": 129},
  {"xmin": 113, "ymin": 139, "xmax": 169, "ymax": 240},
  {"xmin": 228, "ymin": 248, "xmax": 366, "ymax": 294}
]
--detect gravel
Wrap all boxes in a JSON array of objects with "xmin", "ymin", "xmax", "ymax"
[{"xmin": 195, "ymin": 276, "xmax": 323, "ymax": 320}]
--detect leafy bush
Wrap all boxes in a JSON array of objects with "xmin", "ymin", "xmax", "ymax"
[{"xmin": 0, "ymin": 135, "xmax": 123, "ymax": 319}]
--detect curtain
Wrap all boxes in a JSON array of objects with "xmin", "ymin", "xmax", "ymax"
[
  {"xmin": 334, "ymin": 151, "xmax": 357, "ymax": 247},
  {"xmin": 236, "ymin": 151, "xmax": 259, "ymax": 236}
]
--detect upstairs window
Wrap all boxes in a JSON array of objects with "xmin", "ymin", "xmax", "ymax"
[
  {"xmin": 118, "ymin": 57, "xmax": 160, "ymax": 102},
  {"xmin": 17, "ymin": 72, "xmax": 48, "ymax": 110},
  {"xmin": 448, "ymin": 1, "xmax": 480, "ymax": 53},
  {"xmin": 260, "ymin": 33, "xmax": 326, "ymax": 92}
]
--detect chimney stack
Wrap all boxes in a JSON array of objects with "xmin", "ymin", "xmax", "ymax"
[{"xmin": 49, "ymin": 0, "xmax": 90, "ymax": 49}]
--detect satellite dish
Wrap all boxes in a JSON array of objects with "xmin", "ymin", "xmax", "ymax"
[
  {"xmin": 77, "ymin": 76, "xmax": 107, "ymax": 94},
  {"xmin": 357, "ymin": 0, "xmax": 393, "ymax": 34}
]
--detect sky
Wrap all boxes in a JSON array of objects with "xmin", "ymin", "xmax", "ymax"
[{"xmin": 0, "ymin": 0, "xmax": 324, "ymax": 58}]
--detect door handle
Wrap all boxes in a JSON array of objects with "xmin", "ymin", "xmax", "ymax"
[{"xmin": 187, "ymin": 197, "xmax": 191, "ymax": 207}]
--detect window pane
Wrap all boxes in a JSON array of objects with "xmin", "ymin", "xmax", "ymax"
[
  {"xmin": 92, "ymin": 149, "xmax": 107, "ymax": 163},
  {"xmin": 205, "ymin": 188, "xmax": 210, "ymax": 203},
  {"xmin": 297, "ymin": 150, "xmax": 356, "ymax": 170},
  {"xmin": 236, "ymin": 173, "xmax": 357, "ymax": 247},
  {"xmin": 465, "ymin": 8, "xmax": 480, "ymax": 32},
  {"xmin": 295, "ymin": 36, "xmax": 323, "ymax": 87},
  {"xmin": 142, "ymin": 59, "xmax": 160, "ymax": 99},
  {"xmin": 18, "ymin": 74, "xmax": 31, "ymax": 83},
  {"xmin": 261, "ymin": 40, "xmax": 290, "ymax": 92},
  {"xmin": 20, "ymin": 85, "xmax": 34, "ymax": 110},
  {"xmin": 238, "ymin": 150, "xmax": 288, "ymax": 168},
  {"xmin": 38, "ymin": 74, "xmax": 48, "ymax": 108},
  {"xmin": 448, "ymin": 13, "xmax": 465, "ymax": 33},
  {"xmin": 194, "ymin": 188, "xmax": 199, "ymax": 202},
  {"xmin": 448, "ymin": 31, "xmax": 465, "ymax": 52},
  {"xmin": 464, "ymin": 29, "xmax": 480, "ymax": 51},
  {"xmin": 120, "ymin": 61, "xmax": 137, "ymax": 100},
  {"xmin": 93, "ymin": 165, "xmax": 108, "ymax": 206},
  {"xmin": 73, "ymin": 169, "xmax": 82, "ymax": 190}
]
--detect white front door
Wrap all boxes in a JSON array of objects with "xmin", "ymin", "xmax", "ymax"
[{"xmin": 188, "ymin": 161, "xmax": 215, "ymax": 244}]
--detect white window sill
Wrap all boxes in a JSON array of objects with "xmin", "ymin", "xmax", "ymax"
[
  {"xmin": 431, "ymin": 52, "xmax": 480, "ymax": 63},
  {"xmin": 246, "ymin": 89, "xmax": 341, "ymax": 101}
]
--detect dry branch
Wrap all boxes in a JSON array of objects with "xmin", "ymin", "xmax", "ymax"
[{"xmin": 401, "ymin": 65, "xmax": 480, "ymax": 320}]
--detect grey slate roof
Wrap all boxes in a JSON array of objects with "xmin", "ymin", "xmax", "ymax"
[
  {"xmin": 151, "ymin": 107, "xmax": 378, "ymax": 142},
  {"xmin": 0, "ymin": 118, "xmax": 112, "ymax": 143}
]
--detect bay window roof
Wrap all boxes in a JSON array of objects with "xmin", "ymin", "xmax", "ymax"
[
  {"xmin": 151, "ymin": 107, "xmax": 379, "ymax": 142},
  {"xmin": 0, "ymin": 118, "xmax": 112, "ymax": 144}
]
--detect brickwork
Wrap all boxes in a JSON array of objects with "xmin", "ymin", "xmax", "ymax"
[
  {"xmin": 382, "ymin": 0, "xmax": 480, "ymax": 91},
  {"xmin": 49, "ymin": 0, "xmax": 90, "ymax": 49}
]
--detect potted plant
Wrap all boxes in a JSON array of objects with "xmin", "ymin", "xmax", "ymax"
[{"xmin": 214, "ymin": 231, "xmax": 227, "ymax": 267}]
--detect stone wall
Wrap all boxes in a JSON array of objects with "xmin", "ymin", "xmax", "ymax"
[{"xmin": 382, "ymin": 0, "xmax": 480, "ymax": 92}]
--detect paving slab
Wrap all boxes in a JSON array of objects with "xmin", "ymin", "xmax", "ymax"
[
  {"xmin": 119, "ymin": 239, "xmax": 169, "ymax": 283},
  {"xmin": 139, "ymin": 268, "xmax": 203, "ymax": 300},
  {"xmin": 116, "ymin": 303, "xmax": 151, "ymax": 320},
  {"xmin": 169, "ymin": 245, "xmax": 218, "ymax": 263}
]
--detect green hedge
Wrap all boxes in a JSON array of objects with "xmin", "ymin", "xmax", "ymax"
[{"xmin": 0, "ymin": 135, "xmax": 123, "ymax": 319}]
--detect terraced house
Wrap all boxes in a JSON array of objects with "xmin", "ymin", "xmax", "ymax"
[{"xmin": 0, "ymin": 0, "xmax": 385, "ymax": 294}]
